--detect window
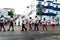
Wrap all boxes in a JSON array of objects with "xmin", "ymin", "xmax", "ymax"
[
  {"xmin": 38, "ymin": 2, "xmax": 41, "ymax": 4},
  {"xmin": 43, "ymin": 8, "xmax": 46, "ymax": 12},
  {"xmin": 44, "ymin": 2, "xmax": 46, "ymax": 4},
  {"xmin": 48, "ymin": 2, "xmax": 50, "ymax": 6},
  {"xmin": 48, "ymin": 10, "xmax": 50, "ymax": 13},
  {"xmin": 50, "ymin": 3, "xmax": 53, "ymax": 6},
  {"xmin": 47, "ymin": 0, "xmax": 53, "ymax": 1},
  {"xmin": 55, "ymin": 0, "xmax": 57, "ymax": 2},
  {"xmin": 56, "ymin": 5, "xmax": 58, "ymax": 8},
  {"xmin": 56, "ymin": 11, "xmax": 58, "ymax": 14},
  {"xmin": 37, "ymin": 0, "xmax": 44, "ymax": 1}
]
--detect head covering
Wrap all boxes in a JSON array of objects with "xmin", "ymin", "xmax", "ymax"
[{"xmin": 1, "ymin": 15, "xmax": 4, "ymax": 18}]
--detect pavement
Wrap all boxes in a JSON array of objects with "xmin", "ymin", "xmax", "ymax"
[{"xmin": 0, "ymin": 25, "xmax": 60, "ymax": 40}]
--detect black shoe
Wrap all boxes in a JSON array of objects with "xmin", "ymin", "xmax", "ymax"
[
  {"xmin": 25, "ymin": 29, "xmax": 27, "ymax": 31},
  {"xmin": 21, "ymin": 30, "xmax": 23, "ymax": 31},
  {"xmin": 3, "ymin": 30, "xmax": 6, "ymax": 32},
  {"xmin": 0, "ymin": 30, "xmax": 2, "ymax": 32},
  {"xmin": 37, "ymin": 29, "xmax": 39, "ymax": 31},
  {"xmin": 12, "ymin": 30, "xmax": 14, "ymax": 32},
  {"xmin": 7, "ymin": 29, "xmax": 10, "ymax": 31},
  {"xmin": 34, "ymin": 29, "xmax": 36, "ymax": 31}
]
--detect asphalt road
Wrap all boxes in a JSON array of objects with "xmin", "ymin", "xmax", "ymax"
[{"xmin": 0, "ymin": 25, "xmax": 60, "ymax": 40}]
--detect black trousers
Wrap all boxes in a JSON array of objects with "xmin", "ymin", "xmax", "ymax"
[
  {"xmin": 21, "ymin": 24, "xmax": 27, "ymax": 31},
  {"xmin": 34, "ymin": 23, "xmax": 39, "ymax": 31}
]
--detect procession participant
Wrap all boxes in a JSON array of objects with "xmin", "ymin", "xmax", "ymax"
[
  {"xmin": 0, "ymin": 15, "xmax": 6, "ymax": 32},
  {"xmin": 21, "ymin": 17, "xmax": 27, "ymax": 31},
  {"xmin": 51, "ymin": 17, "xmax": 55, "ymax": 31},
  {"xmin": 41, "ymin": 18, "xmax": 47, "ymax": 31},
  {"xmin": 7, "ymin": 16, "xmax": 14, "ymax": 31},
  {"xmin": 18, "ymin": 20, "xmax": 20, "ymax": 26},
  {"xmin": 29, "ymin": 17, "xmax": 32, "ymax": 30},
  {"xmin": 34, "ymin": 16, "xmax": 39, "ymax": 31}
]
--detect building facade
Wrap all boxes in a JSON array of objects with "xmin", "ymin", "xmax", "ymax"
[{"xmin": 36, "ymin": 0, "xmax": 60, "ymax": 24}]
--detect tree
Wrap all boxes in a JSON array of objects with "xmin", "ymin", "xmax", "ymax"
[
  {"xmin": 36, "ymin": 7, "xmax": 42, "ymax": 20},
  {"xmin": 37, "ymin": 7, "xmax": 42, "ymax": 14},
  {"xmin": 8, "ymin": 10, "xmax": 14, "ymax": 16}
]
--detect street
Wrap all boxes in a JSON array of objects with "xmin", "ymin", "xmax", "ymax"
[
  {"xmin": 0, "ymin": 25, "xmax": 60, "ymax": 40},
  {"xmin": 0, "ymin": 0, "xmax": 60, "ymax": 40}
]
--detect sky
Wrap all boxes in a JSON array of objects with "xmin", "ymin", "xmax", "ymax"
[{"xmin": 0, "ymin": 0, "xmax": 34, "ymax": 15}]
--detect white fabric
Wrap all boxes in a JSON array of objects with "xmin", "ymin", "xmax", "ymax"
[
  {"xmin": 51, "ymin": 19, "xmax": 55, "ymax": 24},
  {"xmin": 10, "ymin": 18, "xmax": 14, "ymax": 24},
  {"xmin": 41, "ymin": 20, "xmax": 46, "ymax": 24},
  {"xmin": 22, "ymin": 18, "xmax": 26, "ymax": 24},
  {"xmin": 32, "ymin": 19, "xmax": 35, "ymax": 23},
  {"xmin": 10, "ymin": 18, "xmax": 14, "ymax": 21},
  {"xmin": 29, "ymin": 19, "xmax": 32, "ymax": 24},
  {"xmin": 34, "ymin": 18, "xmax": 39, "ymax": 23},
  {"xmin": 0, "ymin": 17, "xmax": 5, "ymax": 23}
]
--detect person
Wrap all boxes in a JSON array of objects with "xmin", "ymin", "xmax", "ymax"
[
  {"xmin": 29, "ymin": 17, "xmax": 32, "ymax": 30},
  {"xmin": 21, "ymin": 17, "xmax": 27, "ymax": 31},
  {"xmin": 26, "ymin": 19, "xmax": 28, "ymax": 25},
  {"xmin": 38, "ymin": 20, "xmax": 41, "ymax": 26},
  {"xmin": 7, "ymin": 16, "xmax": 14, "ymax": 31},
  {"xmin": 0, "ymin": 15, "xmax": 6, "ymax": 32},
  {"xmin": 51, "ymin": 17, "xmax": 55, "ymax": 31},
  {"xmin": 18, "ymin": 20, "xmax": 20, "ymax": 26},
  {"xmin": 32, "ymin": 19, "xmax": 35, "ymax": 29},
  {"xmin": 15, "ymin": 21, "xmax": 16, "ymax": 26},
  {"xmin": 41, "ymin": 18, "xmax": 47, "ymax": 31},
  {"xmin": 34, "ymin": 16, "xmax": 39, "ymax": 31}
]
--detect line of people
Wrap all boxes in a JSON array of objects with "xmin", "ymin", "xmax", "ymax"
[
  {"xmin": 0, "ymin": 15, "xmax": 14, "ymax": 32},
  {"xmin": 21, "ymin": 16, "xmax": 56, "ymax": 32},
  {"xmin": 0, "ymin": 15, "xmax": 56, "ymax": 32}
]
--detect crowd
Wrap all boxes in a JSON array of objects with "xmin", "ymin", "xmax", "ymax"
[
  {"xmin": 0, "ymin": 15, "xmax": 57, "ymax": 32},
  {"xmin": 21, "ymin": 16, "xmax": 56, "ymax": 32}
]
